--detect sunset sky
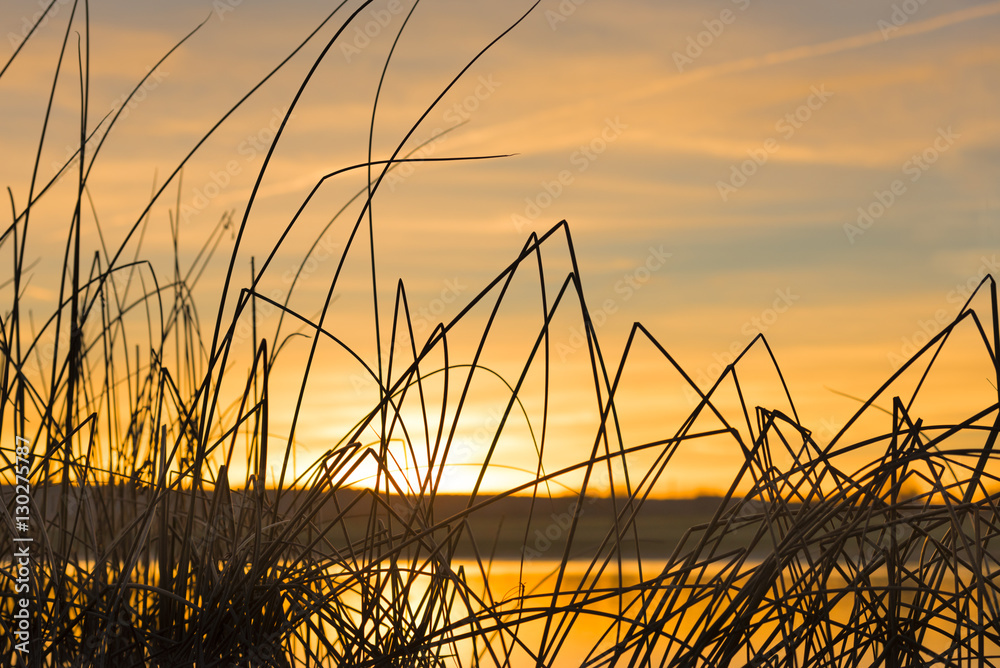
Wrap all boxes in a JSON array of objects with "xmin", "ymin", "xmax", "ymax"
[{"xmin": 2, "ymin": 0, "xmax": 998, "ymax": 495}]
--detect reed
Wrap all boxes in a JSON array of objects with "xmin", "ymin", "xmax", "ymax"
[{"xmin": 1, "ymin": 1, "xmax": 998, "ymax": 666}]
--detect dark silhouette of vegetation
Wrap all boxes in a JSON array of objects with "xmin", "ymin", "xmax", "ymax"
[{"xmin": 2, "ymin": 1, "xmax": 998, "ymax": 666}]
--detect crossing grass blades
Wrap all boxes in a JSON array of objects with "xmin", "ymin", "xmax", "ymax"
[{"xmin": 1, "ymin": 1, "xmax": 999, "ymax": 666}]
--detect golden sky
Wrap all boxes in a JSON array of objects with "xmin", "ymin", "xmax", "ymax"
[{"xmin": 2, "ymin": 0, "xmax": 998, "ymax": 496}]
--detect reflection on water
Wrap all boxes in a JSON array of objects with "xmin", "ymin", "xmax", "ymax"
[
  {"xmin": 22, "ymin": 553, "xmax": 999, "ymax": 666},
  {"xmin": 294, "ymin": 557, "xmax": 999, "ymax": 667}
]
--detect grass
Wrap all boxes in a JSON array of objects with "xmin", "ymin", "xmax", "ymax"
[{"xmin": 2, "ymin": 1, "xmax": 1000, "ymax": 666}]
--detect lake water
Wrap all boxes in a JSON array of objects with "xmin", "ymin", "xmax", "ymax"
[
  {"xmin": 32, "ymin": 555, "xmax": 999, "ymax": 665},
  {"xmin": 310, "ymin": 557, "xmax": 1000, "ymax": 667}
]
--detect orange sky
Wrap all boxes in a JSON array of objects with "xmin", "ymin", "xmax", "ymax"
[{"xmin": 2, "ymin": 0, "xmax": 998, "ymax": 496}]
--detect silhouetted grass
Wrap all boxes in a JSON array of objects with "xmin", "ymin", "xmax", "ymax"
[{"xmin": 2, "ymin": 1, "xmax": 999, "ymax": 667}]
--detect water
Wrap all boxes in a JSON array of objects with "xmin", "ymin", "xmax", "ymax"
[
  {"xmin": 23, "ymin": 556, "xmax": 1000, "ymax": 665},
  {"xmin": 300, "ymin": 557, "xmax": 1000, "ymax": 666}
]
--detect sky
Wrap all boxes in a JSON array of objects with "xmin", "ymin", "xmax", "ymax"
[{"xmin": 2, "ymin": 0, "xmax": 999, "ymax": 496}]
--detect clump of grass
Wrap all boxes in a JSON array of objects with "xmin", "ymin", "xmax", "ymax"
[{"xmin": 2, "ymin": 1, "xmax": 999, "ymax": 667}]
